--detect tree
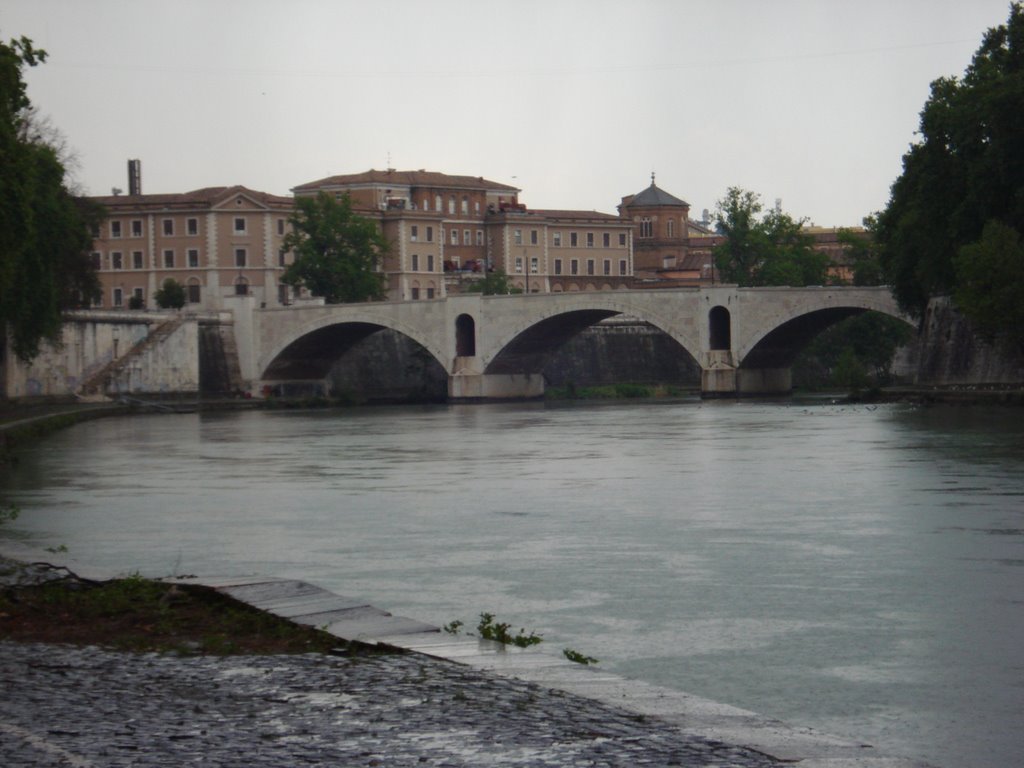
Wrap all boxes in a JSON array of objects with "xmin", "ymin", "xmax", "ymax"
[
  {"xmin": 281, "ymin": 192, "xmax": 388, "ymax": 303},
  {"xmin": 462, "ymin": 268, "xmax": 521, "ymax": 295},
  {"xmin": 154, "ymin": 278, "xmax": 187, "ymax": 309},
  {"xmin": 1, "ymin": 35, "xmax": 100, "ymax": 361},
  {"xmin": 953, "ymin": 220, "xmax": 1024, "ymax": 350},
  {"xmin": 837, "ymin": 216, "xmax": 885, "ymax": 286},
  {"xmin": 713, "ymin": 187, "xmax": 829, "ymax": 286},
  {"xmin": 876, "ymin": 3, "xmax": 1024, "ymax": 319}
]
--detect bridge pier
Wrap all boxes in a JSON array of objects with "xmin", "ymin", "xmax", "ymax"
[
  {"xmin": 448, "ymin": 372, "xmax": 545, "ymax": 402},
  {"xmin": 736, "ymin": 367, "xmax": 792, "ymax": 396}
]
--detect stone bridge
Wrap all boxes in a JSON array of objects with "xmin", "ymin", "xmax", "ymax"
[{"xmin": 230, "ymin": 286, "xmax": 911, "ymax": 399}]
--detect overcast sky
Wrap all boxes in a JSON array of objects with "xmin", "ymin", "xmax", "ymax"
[{"xmin": 4, "ymin": 0, "xmax": 1014, "ymax": 226}]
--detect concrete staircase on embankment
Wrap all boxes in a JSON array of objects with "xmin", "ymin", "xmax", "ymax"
[{"xmin": 78, "ymin": 316, "xmax": 185, "ymax": 396}]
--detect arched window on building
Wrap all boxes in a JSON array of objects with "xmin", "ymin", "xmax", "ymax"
[{"xmin": 639, "ymin": 217, "xmax": 653, "ymax": 238}]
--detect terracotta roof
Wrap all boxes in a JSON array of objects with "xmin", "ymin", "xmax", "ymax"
[
  {"xmin": 624, "ymin": 182, "xmax": 690, "ymax": 208},
  {"xmin": 89, "ymin": 185, "xmax": 293, "ymax": 209},
  {"xmin": 292, "ymin": 169, "xmax": 519, "ymax": 193},
  {"xmin": 530, "ymin": 209, "xmax": 626, "ymax": 222}
]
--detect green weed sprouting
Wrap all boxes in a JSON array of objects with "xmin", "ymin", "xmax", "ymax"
[
  {"xmin": 563, "ymin": 648, "xmax": 599, "ymax": 665},
  {"xmin": 476, "ymin": 612, "xmax": 543, "ymax": 648}
]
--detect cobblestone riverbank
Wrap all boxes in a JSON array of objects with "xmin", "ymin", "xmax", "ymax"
[{"xmin": 0, "ymin": 641, "xmax": 782, "ymax": 767}]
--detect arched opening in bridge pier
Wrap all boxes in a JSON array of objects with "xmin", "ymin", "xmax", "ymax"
[
  {"xmin": 455, "ymin": 314, "xmax": 476, "ymax": 357},
  {"xmin": 261, "ymin": 322, "xmax": 448, "ymax": 402},
  {"xmin": 708, "ymin": 306, "xmax": 731, "ymax": 350},
  {"xmin": 484, "ymin": 309, "xmax": 701, "ymax": 390}
]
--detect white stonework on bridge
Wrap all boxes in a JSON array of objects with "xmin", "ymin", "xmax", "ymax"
[{"xmin": 235, "ymin": 285, "xmax": 910, "ymax": 399}]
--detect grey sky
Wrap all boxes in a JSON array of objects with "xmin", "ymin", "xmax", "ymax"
[{"xmin": 4, "ymin": 0, "xmax": 1013, "ymax": 226}]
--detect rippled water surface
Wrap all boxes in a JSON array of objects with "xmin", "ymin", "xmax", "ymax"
[{"xmin": 3, "ymin": 401, "xmax": 1023, "ymax": 768}]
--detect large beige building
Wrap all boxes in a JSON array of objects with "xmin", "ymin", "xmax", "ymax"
[
  {"xmin": 291, "ymin": 169, "xmax": 635, "ymax": 299},
  {"xmin": 88, "ymin": 185, "xmax": 294, "ymax": 311}
]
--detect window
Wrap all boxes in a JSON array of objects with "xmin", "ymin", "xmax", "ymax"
[
  {"xmin": 411, "ymin": 254, "xmax": 419, "ymax": 271},
  {"xmin": 162, "ymin": 219, "xmax": 174, "ymax": 236},
  {"xmin": 515, "ymin": 256, "xmax": 523, "ymax": 273},
  {"xmin": 666, "ymin": 219, "xmax": 674, "ymax": 238},
  {"xmin": 587, "ymin": 259, "xmax": 595, "ymax": 275},
  {"xmin": 451, "ymin": 229, "xmax": 458, "ymax": 245},
  {"xmin": 619, "ymin": 259, "xmax": 627, "ymax": 275},
  {"xmin": 619, "ymin": 233, "xmax": 627, "ymax": 246},
  {"xmin": 411, "ymin": 225, "xmax": 418, "ymax": 242},
  {"xmin": 427, "ymin": 254, "xmax": 435, "ymax": 272},
  {"xmin": 91, "ymin": 252, "xmax": 102, "ymax": 270},
  {"xmin": 132, "ymin": 287, "xmax": 144, "ymax": 302},
  {"xmin": 603, "ymin": 259, "xmax": 611, "ymax": 276},
  {"xmin": 131, "ymin": 220, "xmax": 143, "ymax": 237},
  {"xmin": 571, "ymin": 259, "xmax": 579, "ymax": 275},
  {"xmin": 113, "ymin": 287, "xmax": 123, "ymax": 307},
  {"xmin": 570, "ymin": 232, "xmax": 578, "ymax": 247},
  {"xmin": 188, "ymin": 248, "xmax": 199, "ymax": 268},
  {"xmin": 277, "ymin": 219, "xmax": 285, "ymax": 235},
  {"xmin": 530, "ymin": 230, "xmax": 538, "ymax": 245},
  {"xmin": 603, "ymin": 233, "xmax": 610, "ymax": 247},
  {"xmin": 234, "ymin": 278, "xmax": 249, "ymax": 295},
  {"xmin": 513, "ymin": 229, "xmax": 522, "ymax": 246},
  {"xmin": 553, "ymin": 231, "xmax": 562, "ymax": 247},
  {"xmin": 448, "ymin": 196, "xmax": 455, "ymax": 214},
  {"xmin": 163, "ymin": 249, "xmax": 174, "ymax": 268},
  {"xmin": 435, "ymin": 195, "xmax": 442, "ymax": 211},
  {"xmin": 554, "ymin": 259, "xmax": 562, "ymax": 275},
  {"xmin": 463, "ymin": 229, "xmax": 470, "ymax": 245},
  {"xmin": 640, "ymin": 217, "xmax": 653, "ymax": 238},
  {"xmin": 474, "ymin": 201, "xmax": 480, "ymax": 213},
  {"xmin": 278, "ymin": 249, "xmax": 286, "ymax": 267},
  {"xmin": 587, "ymin": 232, "xmax": 594, "ymax": 248},
  {"xmin": 233, "ymin": 217, "xmax": 246, "ymax": 234},
  {"xmin": 427, "ymin": 287, "xmax": 435, "ymax": 299},
  {"xmin": 411, "ymin": 287, "xmax": 420, "ymax": 300},
  {"xmin": 235, "ymin": 248, "xmax": 247, "ymax": 267},
  {"xmin": 90, "ymin": 222, "xmax": 101, "ymax": 238},
  {"xmin": 111, "ymin": 252, "xmax": 123, "ymax": 270},
  {"xmin": 188, "ymin": 281, "xmax": 201, "ymax": 303},
  {"xmin": 426, "ymin": 226, "xmax": 434, "ymax": 243},
  {"xmin": 476, "ymin": 230, "xmax": 484, "ymax": 246},
  {"xmin": 277, "ymin": 284, "xmax": 288, "ymax": 306},
  {"xmin": 187, "ymin": 218, "xmax": 199, "ymax": 235},
  {"xmin": 531, "ymin": 256, "xmax": 538, "ymax": 273},
  {"xmin": 461, "ymin": 196, "xmax": 468, "ymax": 214},
  {"xmin": 132, "ymin": 251, "xmax": 144, "ymax": 269},
  {"xmin": 111, "ymin": 221, "xmax": 122, "ymax": 238}
]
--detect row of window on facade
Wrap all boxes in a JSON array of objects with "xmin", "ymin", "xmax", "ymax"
[
  {"xmin": 383, "ymin": 194, "xmax": 482, "ymax": 215},
  {"xmin": 92, "ymin": 247, "xmax": 289, "ymax": 271},
  {"xmin": 98, "ymin": 217, "xmax": 289, "ymax": 239},
  {"xmin": 637, "ymin": 217, "xmax": 682, "ymax": 239},
  {"xmin": 97, "ymin": 278, "xmax": 296, "ymax": 308},
  {"xmin": 409, "ymin": 225, "xmax": 629, "ymax": 249}
]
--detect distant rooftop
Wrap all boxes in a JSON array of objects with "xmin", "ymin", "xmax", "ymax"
[
  {"xmin": 293, "ymin": 169, "xmax": 519, "ymax": 194},
  {"xmin": 622, "ymin": 174, "xmax": 690, "ymax": 208}
]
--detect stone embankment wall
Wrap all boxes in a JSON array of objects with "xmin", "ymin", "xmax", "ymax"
[
  {"xmin": 912, "ymin": 297, "xmax": 1024, "ymax": 386},
  {"xmin": 2, "ymin": 312, "xmax": 199, "ymax": 399}
]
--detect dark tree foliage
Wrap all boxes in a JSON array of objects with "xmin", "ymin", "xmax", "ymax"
[
  {"xmin": 837, "ymin": 216, "xmax": 885, "ymax": 286},
  {"xmin": 953, "ymin": 220, "xmax": 1024, "ymax": 349},
  {"xmin": 462, "ymin": 268, "xmax": 521, "ymax": 295},
  {"xmin": 1, "ymin": 35, "xmax": 100, "ymax": 362},
  {"xmin": 713, "ymin": 187, "xmax": 830, "ymax": 286},
  {"xmin": 154, "ymin": 278, "xmax": 187, "ymax": 310},
  {"xmin": 794, "ymin": 312, "xmax": 914, "ymax": 388},
  {"xmin": 876, "ymin": 3, "xmax": 1024, "ymax": 319},
  {"xmin": 281, "ymin": 192, "xmax": 388, "ymax": 303}
]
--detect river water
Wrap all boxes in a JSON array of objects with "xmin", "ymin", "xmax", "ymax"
[{"xmin": 2, "ymin": 400, "xmax": 1022, "ymax": 767}]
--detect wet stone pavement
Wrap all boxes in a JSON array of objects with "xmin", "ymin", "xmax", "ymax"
[{"xmin": 0, "ymin": 641, "xmax": 782, "ymax": 768}]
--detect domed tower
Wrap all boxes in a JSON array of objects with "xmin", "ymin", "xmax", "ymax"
[{"xmin": 618, "ymin": 173, "xmax": 691, "ymax": 278}]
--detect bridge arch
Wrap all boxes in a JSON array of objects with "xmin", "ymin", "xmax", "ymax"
[
  {"xmin": 258, "ymin": 311, "xmax": 448, "ymax": 383},
  {"xmin": 478, "ymin": 294, "xmax": 703, "ymax": 376},
  {"xmin": 735, "ymin": 291, "xmax": 914, "ymax": 370}
]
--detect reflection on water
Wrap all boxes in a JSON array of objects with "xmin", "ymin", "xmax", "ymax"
[{"xmin": 2, "ymin": 401, "xmax": 1023, "ymax": 768}]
